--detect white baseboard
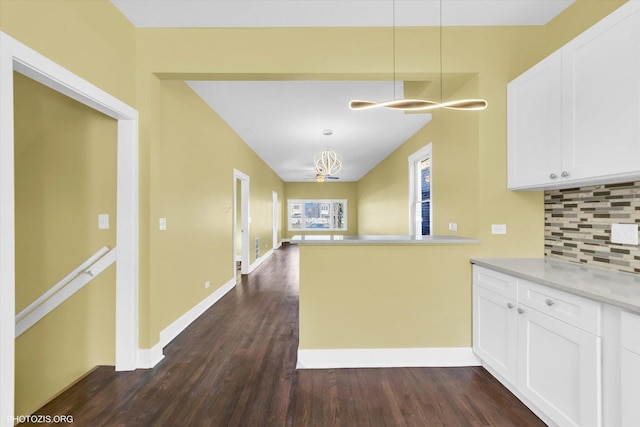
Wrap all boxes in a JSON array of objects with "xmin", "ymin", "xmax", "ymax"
[
  {"xmin": 136, "ymin": 277, "xmax": 236, "ymax": 369},
  {"xmin": 137, "ymin": 344, "xmax": 164, "ymax": 369},
  {"xmin": 248, "ymin": 248, "xmax": 274, "ymax": 273},
  {"xmin": 296, "ymin": 347, "xmax": 481, "ymax": 369},
  {"xmin": 481, "ymin": 362, "xmax": 557, "ymax": 427}
]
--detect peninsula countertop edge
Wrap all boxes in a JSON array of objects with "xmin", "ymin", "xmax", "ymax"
[{"xmin": 291, "ymin": 234, "xmax": 481, "ymax": 245}]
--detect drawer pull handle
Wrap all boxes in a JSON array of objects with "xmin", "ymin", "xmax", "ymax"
[
  {"xmin": 549, "ymin": 173, "xmax": 558, "ymax": 179},
  {"xmin": 517, "ymin": 308, "xmax": 525, "ymax": 314},
  {"xmin": 507, "ymin": 303, "xmax": 514, "ymax": 309},
  {"xmin": 545, "ymin": 299, "xmax": 555, "ymax": 306}
]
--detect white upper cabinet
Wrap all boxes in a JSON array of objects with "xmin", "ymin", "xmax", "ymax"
[
  {"xmin": 508, "ymin": 2, "xmax": 640, "ymax": 190},
  {"xmin": 508, "ymin": 51, "xmax": 562, "ymax": 189},
  {"xmin": 562, "ymin": 4, "xmax": 640, "ymax": 183}
]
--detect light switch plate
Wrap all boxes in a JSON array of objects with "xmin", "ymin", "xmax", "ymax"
[
  {"xmin": 98, "ymin": 214, "xmax": 109, "ymax": 230},
  {"xmin": 159, "ymin": 218, "xmax": 167, "ymax": 231},
  {"xmin": 611, "ymin": 223, "xmax": 638, "ymax": 245},
  {"xmin": 492, "ymin": 224, "xmax": 507, "ymax": 235}
]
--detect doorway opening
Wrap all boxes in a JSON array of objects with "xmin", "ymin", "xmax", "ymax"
[
  {"xmin": 0, "ymin": 31, "xmax": 139, "ymax": 422},
  {"xmin": 233, "ymin": 169, "xmax": 250, "ymax": 279},
  {"xmin": 272, "ymin": 191, "xmax": 279, "ymax": 250}
]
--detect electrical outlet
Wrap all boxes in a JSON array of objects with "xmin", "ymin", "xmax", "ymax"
[
  {"xmin": 204, "ymin": 281, "xmax": 210, "ymax": 289},
  {"xmin": 492, "ymin": 224, "xmax": 507, "ymax": 235},
  {"xmin": 449, "ymin": 223, "xmax": 458, "ymax": 232},
  {"xmin": 159, "ymin": 218, "xmax": 167, "ymax": 231}
]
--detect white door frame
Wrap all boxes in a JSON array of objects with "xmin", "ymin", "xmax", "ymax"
[
  {"xmin": 233, "ymin": 169, "xmax": 250, "ymax": 275},
  {"xmin": 0, "ymin": 32, "xmax": 139, "ymax": 425},
  {"xmin": 272, "ymin": 191, "xmax": 278, "ymax": 249}
]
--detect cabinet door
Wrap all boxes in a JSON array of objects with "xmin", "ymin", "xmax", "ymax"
[
  {"xmin": 517, "ymin": 307, "xmax": 601, "ymax": 427},
  {"xmin": 507, "ymin": 50, "xmax": 563, "ymax": 189},
  {"xmin": 621, "ymin": 349, "xmax": 640, "ymax": 426},
  {"xmin": 621, "ymin": 310, "xmax": 640, "ymax": 426},
  {"xmin": 561, "ymin": 3, "xmax": 640, "ymax": 182},
  {"xmin": 473, "ymin": 285, "xmax": 518, "ymax": 383}
]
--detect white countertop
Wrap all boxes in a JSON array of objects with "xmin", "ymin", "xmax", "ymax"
[
  {"xmin": 471, "ymin": 258, "xmax": 640, "ymax": 314},
  {"xmin": 291, "ymin": 234, "xmax": 480, "ymax": 245}
]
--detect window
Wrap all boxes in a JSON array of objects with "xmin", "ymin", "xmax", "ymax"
[
  {"xmin": 408, "ymin": 144, "xmax": 432, "ymax": 236},
  {"xmin": 288, "ymin": 199, "xmax": 347, "ymax": 231}
]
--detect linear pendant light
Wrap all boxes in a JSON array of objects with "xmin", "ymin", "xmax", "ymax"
[{"xmin": 349, "ymin": 0, "xmax": 487, "ymax": 112}]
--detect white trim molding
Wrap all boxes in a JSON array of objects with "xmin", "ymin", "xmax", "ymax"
[
  {"xmin": 248, "ymin": 248, "xmax": 274, "ymax": 273},
  {"xmin": 296, "ymin": 347, "xmax": 481, "ymax": 369},
  {"xmin": 137, "ymin": 277, "xmax": 236, "ymax": 369},
  {"xmin": 408, "ymin": 143, "xmax": 432, "ymax": 238},
  {"xmin": 0, "ymin": 31, "xmax": 139, "ymax": 425},
  {"xmin": 233, "ymin": 169, "xmax": 250, "ymax": 275}
]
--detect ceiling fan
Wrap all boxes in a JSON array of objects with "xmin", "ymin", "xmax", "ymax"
[{"xmin": 315, "ymin": 173, "xmax": 339, "ymax": 182}]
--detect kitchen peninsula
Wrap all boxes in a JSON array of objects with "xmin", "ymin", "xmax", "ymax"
[{"xmin": 292, "ymin": 234, "xmax": 480, "ymax": 369}]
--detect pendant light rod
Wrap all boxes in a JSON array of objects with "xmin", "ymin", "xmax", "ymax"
[
  {"xmin": 393, "ymin": 0, "xmax": 397, "ymax": 100},
  {"xmin": 440, "ymin": 0, "xmax": 443, "ymax": 103},
  {"xmin": 348, "ymin": 0, "xmax": 488, "ymax": 112}
]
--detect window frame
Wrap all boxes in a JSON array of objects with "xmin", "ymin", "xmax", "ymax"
[
  {"xmin": 408, "ymin": 143, "xmax": 432, "ymax": 237},
  {"xmin": 287, "ymin": 199, "xmax": 348, "ymax": 231}
]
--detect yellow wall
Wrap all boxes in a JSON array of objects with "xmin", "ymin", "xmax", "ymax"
[
  {"xmin": 149, "ymin": 80, "xmax": 284, "ymax": 340},
  {"xmin": 13, "ymin": 73, "xmax": 117, "ymax": 415},
  {"xmin": 358, "ymin": 77, "xmax": 479, "ymax": 237},
  {"xmin": 283, "ymin": 182, "xmax": 358, "ymax": 238},
  {"xmin": 299, "ymin": 244, "xmax": 477, "ymax": 349},
  {"xmin": 0, "ymin": 0, "xmax": 137, "ymax": 106}
]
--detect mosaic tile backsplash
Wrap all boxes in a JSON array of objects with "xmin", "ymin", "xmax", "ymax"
[{"xmin": 544, "ymin": 181, "xmax": 640, "ymax": 274}]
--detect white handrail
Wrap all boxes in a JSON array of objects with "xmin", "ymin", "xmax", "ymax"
[
  {"xmin": 15, "ymin": 246, "xmax": 117, "ymax": 337},
  {"xmin": 15, "ymin": 246, "xmax": 109, "ymax": 323}
]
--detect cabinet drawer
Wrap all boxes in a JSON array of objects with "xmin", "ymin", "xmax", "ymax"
[
  {"xmin": 621, "ymin": 310, "xmax": 640, "ymax": 354},
  {"xmin": 519, "ymin": 279, "xmax": 601, "ymax": 335},
  {"xmin": 473, "ymin": 266, "xmax": 518, "ymax": 300}
]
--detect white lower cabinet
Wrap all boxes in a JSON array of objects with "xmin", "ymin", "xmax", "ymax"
[
  {"xmin": 473, "ymin": 266, "xmax": 603, "ymax": 427},
  {"xmin": 621, "ymin": 349, "xmax": 640, "ymax": 426},
  {"xmin": 620, "ymin": 310, "xmax": 640, "ymax": 426},
  {"xmin": 473, "ymin": 284, "xmax": 518, "ymax": 383},
  {"xmin": 517, "ymin": 306, "xmax": 601, "ymax": 427}
]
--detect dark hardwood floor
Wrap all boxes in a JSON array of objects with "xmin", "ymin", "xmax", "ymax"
[{"xmin": 23, "ymin": 244, "xmax": 545, "ymax": 426}]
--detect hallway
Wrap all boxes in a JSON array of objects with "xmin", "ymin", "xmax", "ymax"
[{"xmin": 26, "ymin": 244, "xmax": 544, "ymax": 426}]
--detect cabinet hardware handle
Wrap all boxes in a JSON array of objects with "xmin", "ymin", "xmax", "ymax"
[
  {"xmin": 517, "ymin": 308, "xmax": 525, "ymax": 314},
  {"xmin": 561, "ymin": 171, "xmax": 570, "ymax": 178},
  {"xmin": 545, "ymin": 299, "xmax": 555, "ymax": 306},
  {"xmin": 507, "ymin": 303, "xmax": 514, "ymax": 309},
  {"xmin": 549, "ymin": 173, "xmax": 558, "ymax": 179}
]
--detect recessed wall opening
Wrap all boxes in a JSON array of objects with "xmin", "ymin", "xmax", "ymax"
[{"xmin": 0, "ymin": 31, "xmax": 139, "ymax": 423}]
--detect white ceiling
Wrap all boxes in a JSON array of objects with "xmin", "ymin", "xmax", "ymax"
[
  {"xmin": 187, "ymin": 81, "xmax": 432, "ymax": 182},
  {"xmin": 112, "ymin": 0, "xmax": 575, "ymax": 182},
  {"xmin": 110, "ymin": 1, "xmax": 575, "ymax": 28}
]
